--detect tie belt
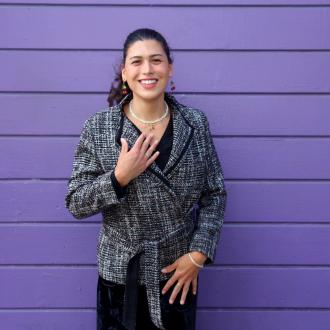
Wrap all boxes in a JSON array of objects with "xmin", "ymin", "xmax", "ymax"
[{"xmin": 103, "ymin": 204, "xmax": 198, "ymax": 330}]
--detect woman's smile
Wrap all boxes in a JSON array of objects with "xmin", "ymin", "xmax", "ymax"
[{"xmin": 139, "ymin": 79, "xmax": 158, "ymax": 89}]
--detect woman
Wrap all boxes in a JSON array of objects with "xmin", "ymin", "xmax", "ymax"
[{"xmin": 65, "ymin": 28, "xmax": 227, "ymax": 330}]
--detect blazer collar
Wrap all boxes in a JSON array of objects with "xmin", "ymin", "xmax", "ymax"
[{"xmin": 113, "ymin": 92, "xmax": 194, "ymax": 189}]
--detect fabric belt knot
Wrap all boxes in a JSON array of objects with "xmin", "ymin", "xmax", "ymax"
[
  {"xmin": 106, "ymin": 204, "xmax": 198, "ymax": 330},
  {"xmin": 122, "ymin": 239, "xmax": 168, "ymax": 330}
]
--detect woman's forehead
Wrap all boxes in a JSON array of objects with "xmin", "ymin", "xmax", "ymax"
[{"xmin": 126, "ymin": 39, "xmax": 165, "ymax": 57}]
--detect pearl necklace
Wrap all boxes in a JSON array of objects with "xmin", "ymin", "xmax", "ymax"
[{"xmin": 129, "ymin": 100, "xmax": 169, "ymax": 131}]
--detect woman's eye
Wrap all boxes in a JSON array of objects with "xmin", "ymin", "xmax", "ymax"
[
  {"xmin": 153, "ymin": 59, "xmax": 161, "ymax": 63},
  {"xmin": 132, "ymin": 61, "xmax": 140, "ymax": 64}
]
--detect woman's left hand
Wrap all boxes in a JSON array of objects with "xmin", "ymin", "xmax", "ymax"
[{"xmin": 161, "ymin": 251, "xmax": 207, "ymax": 305}]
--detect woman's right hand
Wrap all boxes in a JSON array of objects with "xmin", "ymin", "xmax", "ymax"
[{"xmin": 114, "ymin": 132, "xmax": 160, "ymax": 187}]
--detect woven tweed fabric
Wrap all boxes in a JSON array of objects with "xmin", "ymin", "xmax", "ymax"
[{"xmin": 65, "ymin": 92, "xmax": 227, "ymax": 329}]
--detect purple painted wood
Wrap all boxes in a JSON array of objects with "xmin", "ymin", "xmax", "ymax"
[
  {"xmin": 1, "ymin": 2, "xmax": 328, "ymax": 328},
  {"xmin": 0, "ymin": 311, "xmax": 96, "ymax": 330},
  {"xmin": 2, "ymin": 6, "xmax": 330, "ymax": 49},
  {"xmin": 2, "ymin": 94, "xmax": 330, "ymax": 136},
  {"xmin": 0, "ymin": 268, "xmax": 97, "ymax": 308},
  {"xmin": 196, "ymin": 311, "xmax": 330, "ymax": 330},
  {"xmin": 3, "ymin": 0, "xmax": 330, "ymax": 5},
  {"xmin": 2, "ymin": 137, "xmax": 330, "ymax": 179},
  {"xmin": 1, "ymin": 181, "xmax": 330, "ymax": 223},
  {"xmin": 1, "ymin": 51, "xmax": 330, "ymax": 92},
  {"xmin": 198, "ymin": 268, "xmax": 330, "ymax": 307},
  {"xmin": 1, "ymin": 224, "xmax": 330, "ymax": 264},
  {"xmin": 0, "ymin": 181, "xmax": 100, "ymax": 222},
  {"xmin": 0, "ymin": 310, "xmax": 329, "ymax": 330},
  {"xmin": 1, "ymin": 267, "xmax": 330, "ymax": 308}
]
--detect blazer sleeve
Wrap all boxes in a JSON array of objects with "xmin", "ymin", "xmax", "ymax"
[
  {"xmin": 189, "ymin": 113, "xmax": 227, "ymax": 265},
  {"xmin": 65, "ymin": 118, "xmax": 127, "ymax": 219}
]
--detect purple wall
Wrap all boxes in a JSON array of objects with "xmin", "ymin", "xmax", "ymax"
[{"xmin": 1, "ymin": 1, "xmax": 330, "ymax": 329}]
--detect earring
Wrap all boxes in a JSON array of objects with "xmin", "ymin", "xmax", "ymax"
[
  {"xmin": 121, "ymin": 81, "xmax": 128, "ymax": 95},
  {"xmin": 170, "ymin": 80, "xmax": 176, "ymax": 94}
]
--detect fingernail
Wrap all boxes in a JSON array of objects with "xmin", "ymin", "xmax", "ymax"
[
  {"xmin": 161, "ymin": 268, "xmax": 166, "ymax": 273},
  {"xmin": 180, "ymin": 300, "xmax": 184, "ymax": 305},
  {"xmin": 169, "ymin": 299, "xmax": 173, "ymax": 304}
]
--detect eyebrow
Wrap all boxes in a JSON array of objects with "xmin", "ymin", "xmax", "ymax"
[{"xmin": 129, "ymin": 54, "xmax": 163, "ymax": 60}]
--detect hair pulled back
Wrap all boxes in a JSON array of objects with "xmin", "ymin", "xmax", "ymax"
[{"xmin": 107, "ymin": 28, "xmax": 173, "ymax": 107}]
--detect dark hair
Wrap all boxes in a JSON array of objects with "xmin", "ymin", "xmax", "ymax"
[{"xmin": 107, "ymin": 28, "xmax": 173, "ymax": 107}]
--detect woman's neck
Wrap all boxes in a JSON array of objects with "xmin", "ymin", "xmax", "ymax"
[{"xmin": 130, "ymin": 94, "xmax": 166, "ymax": 121}]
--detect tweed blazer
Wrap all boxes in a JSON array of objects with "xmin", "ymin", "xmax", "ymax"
[{"xmin": 65, "ymin": 92, "xmax": 227, "ymax": 329}]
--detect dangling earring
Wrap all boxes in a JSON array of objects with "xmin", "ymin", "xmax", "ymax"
[
  {"xmin": 170, "ymin": 80, "xmax": 175, "ymax": 95},
  {"xmin": 121, "ymin": 81, "xmax": 128, "ymax": 95}
]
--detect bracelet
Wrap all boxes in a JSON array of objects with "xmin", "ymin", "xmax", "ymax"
[{"xmin": 188, "ymin": 253, "xmax": 204, "ymax": 268}]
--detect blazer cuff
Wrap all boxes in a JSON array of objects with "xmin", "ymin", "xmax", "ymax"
[
  {"xmin": 110, "ymin": 170, "xmax": 128, "ymax": 200},
  {"xmin": 189, "ymin": 233, "xmax": 218, "ymax": 266}
]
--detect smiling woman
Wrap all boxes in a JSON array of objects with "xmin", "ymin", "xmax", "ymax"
[{"xmin": 65, "ymin": 28, "xmax": 227, "ymax": 330}]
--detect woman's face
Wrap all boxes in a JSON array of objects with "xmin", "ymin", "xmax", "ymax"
[{"xmin": 121, "ymin": 39, "xmax": 173, "ymax": 102}]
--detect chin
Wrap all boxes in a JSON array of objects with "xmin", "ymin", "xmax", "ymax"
[{"xmin": 135, "ymin": 89, "xmax": 166, "ymax": 101}]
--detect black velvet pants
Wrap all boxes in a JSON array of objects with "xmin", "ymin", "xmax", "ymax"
[{"xmin": 97, "ymin": 275, "xmax": 197, "ymax": 330}]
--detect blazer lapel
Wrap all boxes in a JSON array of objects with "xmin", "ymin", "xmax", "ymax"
[
  {"xmin": 162, "ymin": 93, "xmax": 195, "ymax": 177},
  {"xmin": 113, "ymin": 93, "xmax": 194, "ymax": 190}
]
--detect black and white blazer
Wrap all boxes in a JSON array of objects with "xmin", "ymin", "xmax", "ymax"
[{"xmin": 65, "ymin": 92, "xmax": 227, "ymax": 329}]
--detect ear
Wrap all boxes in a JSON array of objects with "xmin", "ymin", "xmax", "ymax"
[
  {"xmin": 168, "ymin": 63, "xmax": 173, "ymax": 78},
  {"xmin": 121, "ymin": 64, "xmax": 126, "ymax": 82}
]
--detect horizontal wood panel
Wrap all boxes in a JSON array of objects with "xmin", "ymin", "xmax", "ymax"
[
  {"xmin": 1, "ymin": 224, "xmax": 330, "ymax": 265},
  {"xmin": 1, "ymin": 6, "xmax": 329, "ymax": 49},
  {"xmin": 1, "ymin": 51, "xmax": 329, "ymax": 92},
  {"xmin": 196, "ymin": 310, "xmax": 330, "ymax": 330},
  {"xmin": 0, "ymin": 310, "xmax": 95, "ymax": 330},
  {"xmin": 2, "ymin": 94, "xmax": 330, "ymax": 136},
  {"xmin": 0, "ymin": 310, "xmax": 329, "ymax": 330},
  {"xmin": 1, "ymin": 181, "xmax": 329, "ymax": 223},
  {"xmin": 1, "ymin": 137, "xmax": 330, "ymax": 179},
  {"xmin": 1, "ymin": 267, "xmax": 330, "ymax": 308},
  {"xmin": 3, "ymin": 0, "xmax": 330, "ymax": 6},
  {"xmin": 199, "ymin": 268, "xmax": 330, "ymax": 307}
]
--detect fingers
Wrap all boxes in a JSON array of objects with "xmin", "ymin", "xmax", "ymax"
[
  {"xmin": 192, "ymin": 277, "xmax": 198, "ymax": 295},
  {"xmin": 161, "ymin": 260, "xmax": 178, "ymax": 274},
  {"xmin": 131, "ymin": 132, "xmax": 160, "ymax": 164},
  {"xmin": 116, "ymin": 133, "xmax": 160, "ymax": 183},
  {"xmin": 133, "ymin": 132, "xmax": 152, "ymax": 154},
  {"xmin": 146, "ymin": 151, "xmax": 160, "ymax": 167},
  {"xmin": 133, "ymin": 132, "xmax": 147, "ymax": 150},
  {"xmin": 161, "ymin": 274, "xmax": 178, "ymax": 296},
  {"xmin": 179, "ymin": 282, "xmax": 191, "ymax": 305},
  {"xmin": 120, "ymin": 138, "xmax": 128, "ymax": 153},
  {"xmin": 140, "ymin": 133, "xmax": 154, "ymax": 155},
  {"xmin": 169, "ymin": 281, "xmax": 184, "ymax": 304}
]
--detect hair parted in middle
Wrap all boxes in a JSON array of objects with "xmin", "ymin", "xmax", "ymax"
[{"xmin": 107, "ymin": 28, "xmax": 174, "ymax": 107}]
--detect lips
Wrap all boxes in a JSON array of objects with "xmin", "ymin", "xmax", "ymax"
[
  {"xmin": 139, "ymin": 79, "xmax": 158, "ymax": 84},
  {"xmin": 139, "ymin": 79, "xmax": 158, "ymax": 89}
]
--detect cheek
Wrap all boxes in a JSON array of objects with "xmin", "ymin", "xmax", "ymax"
[{"xmin": 125, "ymin": 67, "xmax": 140, "ymax": 80}]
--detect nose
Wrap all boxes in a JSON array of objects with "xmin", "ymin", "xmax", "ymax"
[{"xmin": 142, "ymin": 60, "xmax": 153, "ymax": 74}]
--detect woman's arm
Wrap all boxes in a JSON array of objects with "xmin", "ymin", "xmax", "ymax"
[
  {"xmin": 189, "ymin": 112, "xmax": 227, "ymax": 265},
  {"xmin": 65, "ymin": 118, "xmax": 127, "ymax": 219}
]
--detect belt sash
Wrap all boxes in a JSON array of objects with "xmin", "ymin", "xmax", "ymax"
[{"xmin": 103, "ymin": 204, "xmax": 197, "ymax": 330}]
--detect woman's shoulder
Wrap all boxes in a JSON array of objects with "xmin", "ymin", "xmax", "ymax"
[
  {"xmin": 81, "ymin": 106, "xmax": 119, "ymax": 131},
  {"xmin": 166, "ymin": 93, "xmax": 208, "ymax": 128},
  {"xmin": 177, "ymin": 103, "xmax": 209, "ymax": 130}
]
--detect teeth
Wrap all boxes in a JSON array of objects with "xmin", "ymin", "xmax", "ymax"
[{"xmin": 140, "ymin": 80, "xmax": 157, "ymax": 84}]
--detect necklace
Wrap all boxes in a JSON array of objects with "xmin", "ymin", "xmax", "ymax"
[{"xmin": 129, "ymin": 100, "xmax": 169, "ymax": 131}]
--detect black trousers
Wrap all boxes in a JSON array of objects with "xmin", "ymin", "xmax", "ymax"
[{"xmin": 97, "ymin": 275, "xmax": 197, "ymax": 330}]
